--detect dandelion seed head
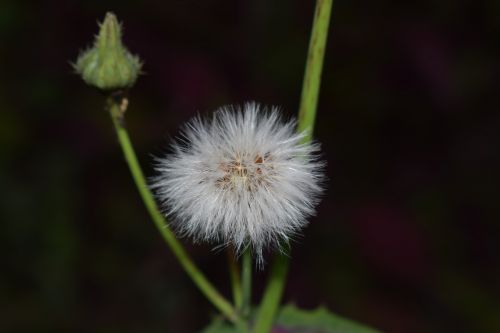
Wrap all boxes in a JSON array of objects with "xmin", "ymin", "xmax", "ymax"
[{"xmin": 152, "ymin": 102, "xmax": 325, "ymax": 264}]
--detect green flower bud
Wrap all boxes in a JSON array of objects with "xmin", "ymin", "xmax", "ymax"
[{"xmin": 74, "ymin": 12, "xmax": 142, "ymax": 91}]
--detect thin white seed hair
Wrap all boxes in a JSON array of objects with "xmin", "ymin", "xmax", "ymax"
[{"xmin": 152, "ymin": 102, "xmax": 325, "ymax": 264}]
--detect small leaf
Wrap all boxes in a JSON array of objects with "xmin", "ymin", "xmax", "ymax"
[
  {"xmin": 200, "ymin": 317, "xmax": 247, "ymax": 333},
  {"xmin": 200, "ymin": 305, "xmax": 380, "ymax": 333},
  {"xmin": 274, "ymin": 304, "xmax": 381, "ymax": 333}
]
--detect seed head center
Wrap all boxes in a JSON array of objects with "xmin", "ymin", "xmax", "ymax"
[{"xmin": 216, "ymin": 153, "xmax": 268, "ymax": 190}]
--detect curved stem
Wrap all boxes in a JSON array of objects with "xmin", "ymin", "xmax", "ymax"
[
  {"xmin": 107, "ymin": 97, "xmax": 238, "ymax": 323},
  {"xmin": 253, "ymin": 0, "xmax": 333, "ymax": 332}
]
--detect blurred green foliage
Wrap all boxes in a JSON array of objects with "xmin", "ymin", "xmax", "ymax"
[{"xmin": 201, "ymin": 304, "xmax": 380, "ymax": 333}]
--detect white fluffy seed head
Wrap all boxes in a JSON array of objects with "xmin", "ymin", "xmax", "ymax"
[{"xmin": 152, "ymin": 102, "xmax": 325, "ymax": 264}]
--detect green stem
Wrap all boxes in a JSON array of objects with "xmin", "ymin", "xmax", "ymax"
[
  {"xmin": 227, "ymin": 247, "xmax": 243, "ymax": 309},
  {"xmin": 241, "ymin": 248, "xmax": 252, "ymax": 317},
  {"xmin": 107, "ymin": 97, "xmax": 238, "ymax": 323},
  {"xmin": 253, "ymin": 0, "xmax": 333, "ymax": 331},
  {"xmin": 251, "ymin": 254, "xmax": 289, "ymax": 333},
  {"xmin": 297, "ymin": 0, "xmax": 334, "ymax": 142}
]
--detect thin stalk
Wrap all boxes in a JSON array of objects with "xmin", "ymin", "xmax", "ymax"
[
  {"xmin": 297, "ymin": 0, "xmax": 334, "ymax": 142},
  {"xmin": 227, "ymin": 247, "xmax": 243, "ymax": 309},
  {"xmin": 241, "ymin": 248, "xmax": 252, "ymax": 317},
  {"xmin": 251, "ymin": 254, "xmax": 289, "ymax": 333},
  {"xmin": 253, "ymin": 0, "xmax": 333, "ymax": 332},
  {"xmin": 107, "ymin": 97, "xmax": 238, "ymax": 323}
]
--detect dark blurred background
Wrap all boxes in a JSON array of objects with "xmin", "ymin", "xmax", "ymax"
[{"xmin": 1, "ymin": 0, "xmax": 499, "ymax": 332}]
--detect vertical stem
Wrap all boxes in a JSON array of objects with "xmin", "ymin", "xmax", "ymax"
[
  {"xmin": 227, "ymin": 247, "xmax": 243, "ymax": 309},
  {"xmin": 251, "ymin": 254, "xmax": 289, "ymax": 333},
  {"xmin": 297, "ymin": 0, "xmax": 334, "ymax": 142},
  {"xmin": 253, "ymin": 0, "xmax": 333, "ymax": 332},
  {"xmin": 107, "ymin": 97, "xmax": 238, "ymax": 323},
  {"xmin": 241, "ymin": 248, "xmax": 253, "ymax": 317}
]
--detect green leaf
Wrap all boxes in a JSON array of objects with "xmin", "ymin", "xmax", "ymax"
[
  {"xmin": 275, "ymin": 304, "xmax": 381, "ymax": 333},
  {"xmin": 200, "ymin": 305, "xmax": 381, "ymax": 333},
  {"xmin": 200, "ymin": 317, "xmax": 247, "ymax": 333}
]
